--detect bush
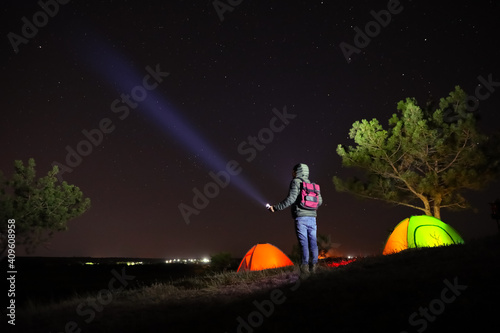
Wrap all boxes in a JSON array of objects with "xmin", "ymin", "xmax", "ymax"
[{"xmin": 210, "ymin": 252, "xmax": 233, "ymax": 272}]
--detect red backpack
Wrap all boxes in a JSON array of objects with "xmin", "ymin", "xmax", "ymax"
[{"xmin": 297, "ymin": 178, "xmax": 320, "ymax": 210}]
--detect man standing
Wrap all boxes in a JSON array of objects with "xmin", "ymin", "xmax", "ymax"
[{"xmin": 268, "ymin": 163, "xmax": 322, "ymax": 274}]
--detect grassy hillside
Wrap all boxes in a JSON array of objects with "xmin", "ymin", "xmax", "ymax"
[{"xmin": 15, "ymin": 236, "xmax": 500, "ymax": 333}]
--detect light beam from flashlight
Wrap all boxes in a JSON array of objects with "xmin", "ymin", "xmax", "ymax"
[{"xmin": 75, "ymin": 35, "xmax": 266, "ymax": 205}]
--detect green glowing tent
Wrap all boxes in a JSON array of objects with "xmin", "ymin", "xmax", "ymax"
[{"xmin": 383, "ymin": 215, "xmax": 464, "ymax": 255}]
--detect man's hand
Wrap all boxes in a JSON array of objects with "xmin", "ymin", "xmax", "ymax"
[{"xmin": 268, "ymin": 205, "xmax": 275, "ymax": 213}]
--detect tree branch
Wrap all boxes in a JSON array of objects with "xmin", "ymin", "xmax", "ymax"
[{"xmin": 437, "ymin": 128, "xmax": 470, "ymax": 173}]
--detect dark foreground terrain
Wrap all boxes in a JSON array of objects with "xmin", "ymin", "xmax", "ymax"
[{"xmin": 9, "ymin": 236, "xmax": 500, "ymax": 333}]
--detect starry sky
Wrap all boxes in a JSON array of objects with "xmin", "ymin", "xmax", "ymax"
[{"xmin": 2, "ymin": 0, "xmax": 499, "ymax": 259}]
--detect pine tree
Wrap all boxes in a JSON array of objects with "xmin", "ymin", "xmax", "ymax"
[
  {"xmin": 334, "ymin": 86, "xmax": 499, "ymax": 219},
  {"xmin": 0, "ymin": 158, "xmax": 91, "ymax": 254}
]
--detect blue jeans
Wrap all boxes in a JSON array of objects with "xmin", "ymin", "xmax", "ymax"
[{"xmin": 295, "ymin": 216, "xmax": 318, "ymax": 266}]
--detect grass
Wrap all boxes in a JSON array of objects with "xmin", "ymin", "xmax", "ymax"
[{"xmin": 15, "ymin": 235, "xmax": 500, "ymax": 333}]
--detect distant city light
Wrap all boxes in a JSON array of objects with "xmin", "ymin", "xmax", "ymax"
[
  {"xmin": 164, "ymin": 258, "xmax": 211, "ymax": 264},
  {"xmin": 80, "ymin": 258, "xmax": 211, "ymax": 265},
  {"xmin": 126, "ymin": 261, "xmax": 143, "ymax": 266}
]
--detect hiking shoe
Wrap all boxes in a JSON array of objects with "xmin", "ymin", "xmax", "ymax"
[
  {"xmin": 310, "ymin": 264, "xmax": 318, "ymax": 273},
  {"xmin": 299, "ymin": 264, "xmax": 310, "ymax": 277}
]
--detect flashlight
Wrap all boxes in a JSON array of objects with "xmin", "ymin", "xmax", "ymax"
[{"xmin": 266, "ymin": 203, "xmax": 271, "ymax": 209}]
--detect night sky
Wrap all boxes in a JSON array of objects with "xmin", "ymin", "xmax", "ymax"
[{"xmin": 2, "ymin": 0, "xmax": 499, "ymax": 259}]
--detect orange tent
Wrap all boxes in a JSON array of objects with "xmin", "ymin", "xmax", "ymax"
[{"xmin": 237, "ymin": 243, "xmax": 294, "ymax": 272}]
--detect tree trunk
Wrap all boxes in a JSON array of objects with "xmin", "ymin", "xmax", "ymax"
[
  {"xmin": 433, "ymin": 194, "xmax": 442, "ymax": 220},
  {"xmin": 420, "ymin": 196, "xmax": 432, "ymax": 216},
  {"xmin": 433, "ymin": 206, "xmax": 441, "ymax": 220}
]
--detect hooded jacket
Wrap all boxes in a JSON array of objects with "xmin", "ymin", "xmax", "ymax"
[{"xmin": 273, "ymin": 163, "xmax": 323, "ymax": 218}]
